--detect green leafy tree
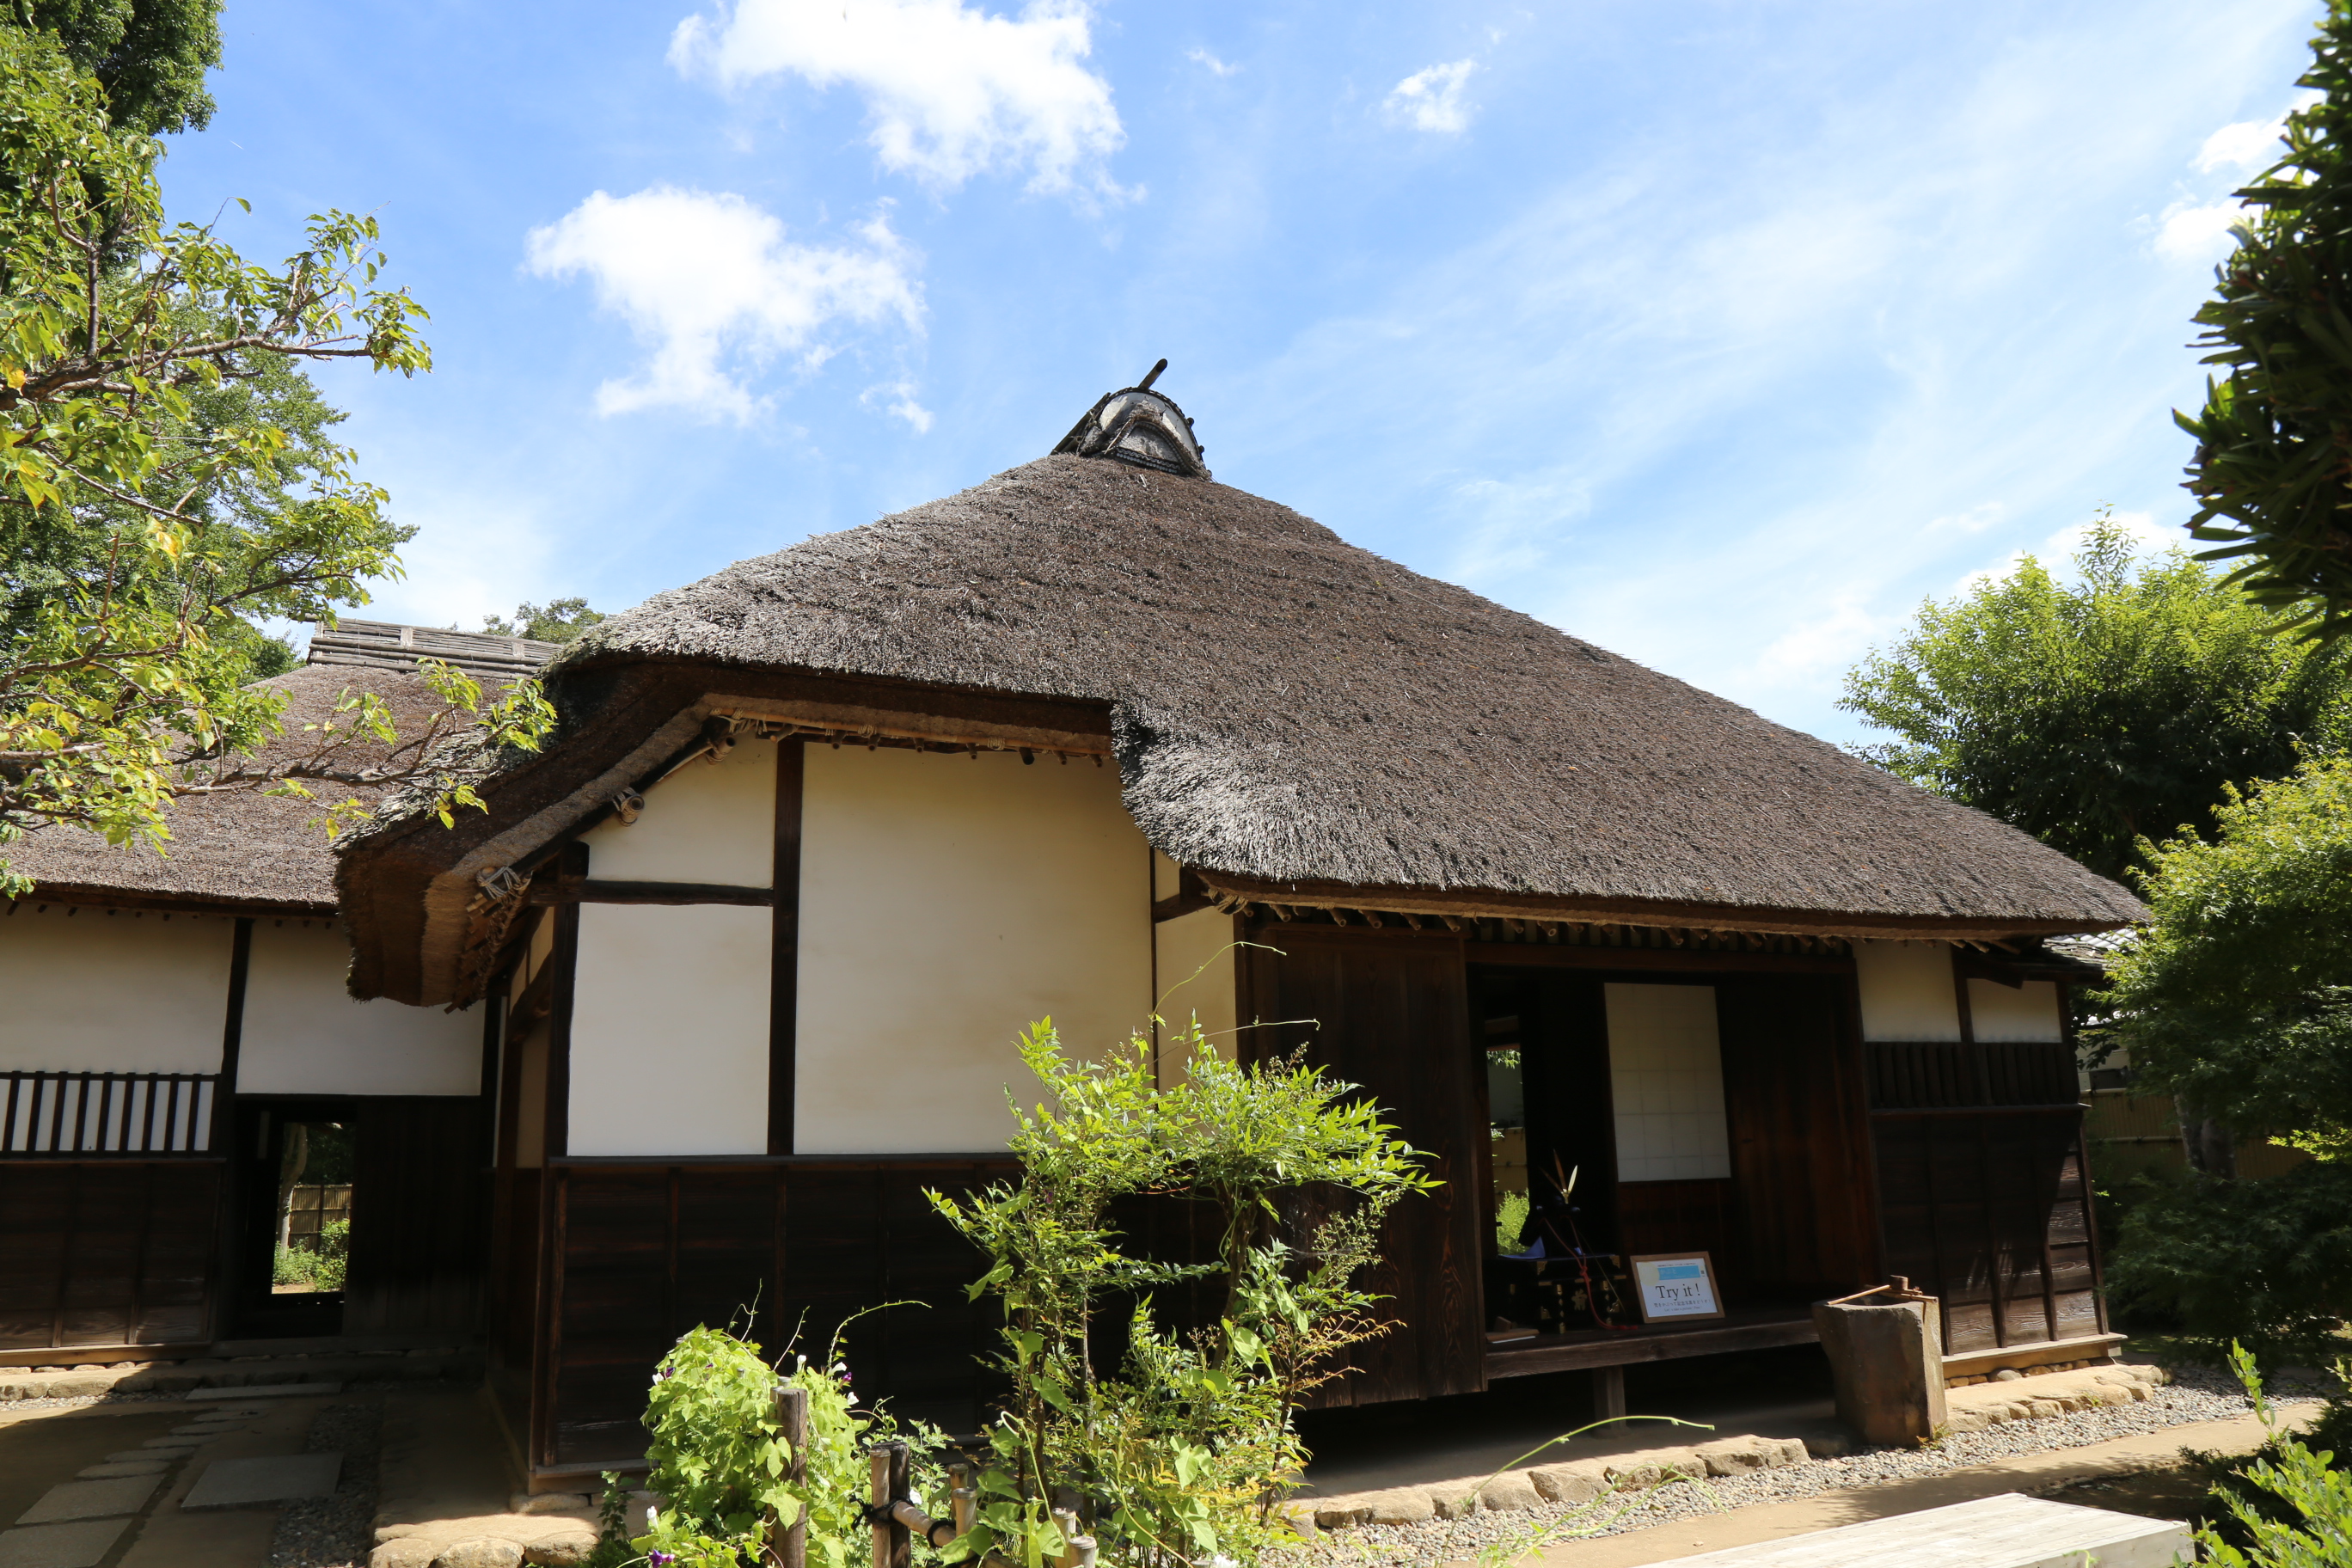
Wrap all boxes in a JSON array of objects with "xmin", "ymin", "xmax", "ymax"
[
  {"xmin": 2177, "ymin": 2, "xmax": 2352, "ymax": 635},
  {"xmin": 0, "ymin": 28, "xmax": 552, "ymax": 894},
  {"xmin": 1841, "ymin": 511, "xmax": 2352, "ymax": 882},
  {"xmin": 483, "ymin": 597, "xmax": 605, "ymax": 644},
  {"xmin": 2098, "ymin": 757, "xmax": 2352, "ymax": 1360},
  {"xmin": 9, "ymin": 0, "xmax": 224, "ymax": 134}
]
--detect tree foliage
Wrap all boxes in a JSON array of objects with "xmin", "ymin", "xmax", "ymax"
[
  {"xmin": 0, "ymin": 28, "xmax": 551, "ymax": 893},
  {"xmin": 1841, "ymin": 512, "xmax": 2352, "ymax": 880},
  {"xmin": 2097, "ymin": 758, "xmax": 2352, "ymax": 1362},
  {"xmin": 12, "ymin": 0, "xmax": 224, "ymax": 135},
  {"xmin": 483, "ymin": 597, "xmax": 604, "ymax": 644},
  {"xmin": 2101, "ymin": 756, "xmax": 2352, "ymax": 1148},
  {"xmin": 929, "ymin": 1019, "xmax": 1434, "ymax": 1568},
  {"xmin": 2197, "ymin": 1344, "xmax": 2352, "ymax": 1566},
  {"xmin": 2177, "ymin": 1, "xmax": 2352, "ymax": 636}
]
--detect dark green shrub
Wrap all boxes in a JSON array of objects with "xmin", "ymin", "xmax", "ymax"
[{"xmin": 2106, "ymin": 1162, "xmax": 2352, "ymax": 1365}]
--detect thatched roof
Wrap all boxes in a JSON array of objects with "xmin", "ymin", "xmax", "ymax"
[
  {"xmin": 8, "ymin": 628, "xmax": 559, "ymax": 914},
  {"xmin": 337, "ymin": 401, "xmax": 2142, "ymax": 1004}
]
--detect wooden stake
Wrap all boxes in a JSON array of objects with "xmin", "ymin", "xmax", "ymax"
[
  {"xmin": 871, "ymin": 1443, "xmax": 910, "ymax": 1568},
  {"xmin": 773, "ymin": 1384, "xmax": 807, "ymax": 1568}
]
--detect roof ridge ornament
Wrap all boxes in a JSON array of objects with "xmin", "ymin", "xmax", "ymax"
[{"xmin": 1051, "ymin": 358, "xmax": 1211, "ymax": 480}]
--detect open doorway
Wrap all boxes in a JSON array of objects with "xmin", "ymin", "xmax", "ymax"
[{"xmin": 231, "ymin": 1101, "xmax": 355, "ymax": 1338}]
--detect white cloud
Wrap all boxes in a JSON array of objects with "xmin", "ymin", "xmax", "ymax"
[
  {"xmin": 1383, "ymin": 59, "xmax": 1477, "ymax": 133},
  {"xmin": 1924, "ymin": 501, "xmax": 2006, "ymax": 535},
  {"xmin": 1753, "ymin": 598, "xmax": 1885, "ymax": 687},
  {"xmin": 671, "ymin": 0, "xmax": 1126, "ymax": 196},
  {"xmin": 2153, "ymin": 197, "xmax": 2243, "ymax": 262},
  {"xmin": 862, "ymin": 380, "xmax": 935, "ymax": 432},
  {"xmin": 524, "ymin": 187, "xmax": 923, "ymax": 423},
  {"xmin": 1187, "ymin": 46, "xmax": 1238, "ymax": 77},
  {"xmin": 2196, "ymin": 114, "xmax": 2286, "ymax": 172}
]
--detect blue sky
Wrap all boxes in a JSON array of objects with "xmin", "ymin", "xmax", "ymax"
[{"xmin": 162, "ymin": 0, "xmax": 2318, "ymax": 745}]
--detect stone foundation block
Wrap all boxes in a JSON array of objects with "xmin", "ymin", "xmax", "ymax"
[
  {"xmin": 1603, "ymin": 1447, "xmax": 1702, "ymax": 1489},
  {"xmin": 1476, "ymin": 1473, "xmax": 1541, "ymax": 1512},
  {"xmin": 523, "ymin": 1534, "xmax": 600, "ymax": 1566},
  {"xmin": 1365, "ymin": 1490, "xmax": 1435, "ymax": 1526},
  {"xmin": 432, "ymin": 1540, "xmax": 524, "ymax": 1568},
  {"xmin": 1528, "ymin": 1461, "xmax": 1608, "ymax": 1505}
]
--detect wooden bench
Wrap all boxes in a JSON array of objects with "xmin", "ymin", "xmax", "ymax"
[{"xmin": 1651, "ymin": 1492, "xmax": 2191, "ymax": 1566}]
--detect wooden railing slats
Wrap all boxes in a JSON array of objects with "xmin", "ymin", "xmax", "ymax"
[{"xmin": 0, "ymin": 1071, "xmax": 220, "ymax": 1156}]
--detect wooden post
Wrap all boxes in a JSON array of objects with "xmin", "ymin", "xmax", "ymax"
[
  {"xmin": 948, "ymin": 1462, "xmax": 977, "ymax": 1540},
  {"xmin": 1592, "ymin": 1363, "xmax": 1627, "ymax": 1422},
  {"xmin": 773, "ymin": 1383, "xmax": 807, "ymax": 1568},
  {"xmin": 871, "ymin": 1442, "xmax": 910, "ymax": 1568}
]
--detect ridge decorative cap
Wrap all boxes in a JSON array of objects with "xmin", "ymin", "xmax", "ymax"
[{"xmin": 1050, "ymin": 358, "xmax": 1210, "ymax": 480}]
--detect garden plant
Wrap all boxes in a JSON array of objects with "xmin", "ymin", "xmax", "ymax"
[{"xmin": 928, "ymin": 1018, "xmax": 1435, "ymax": 1568}]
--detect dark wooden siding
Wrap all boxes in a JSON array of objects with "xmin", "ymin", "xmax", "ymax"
[
  {"xmin": 1871, "ymin": 1111, "xmax": 2102, "ymax": 1353},
  {"xmin": 1716, "ymin": 976, "xmax": 1880, "ymax": 1299},
  {"xmin": 0, "ymin": 1161, "xmax": 222, "ymax": 1350},
  {"xmin": 1239, "ymin": 927, "xmax": 1485, "ymax": 1407},
  {"xmin": 343, "ymin": 1099, "xmax": 491, "ymax": 1336},
  {"xmin": 536, "ymin": 1159, "xmax": 1014, "ymax": 1473}
]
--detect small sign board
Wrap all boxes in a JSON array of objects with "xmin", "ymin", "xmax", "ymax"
[{"xmin": 1627, "ymin": 1252, "xmax": 1723, "ymax": 1323}]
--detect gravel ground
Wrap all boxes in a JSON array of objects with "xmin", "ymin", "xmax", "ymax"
[
  {"xmin": 1271, "ymin": 1368, "xmax": 2336, "ymax": 1568},
  {"xmin": 272, "ymin": 1400, "xmax": 385, "ymax": 1568}
]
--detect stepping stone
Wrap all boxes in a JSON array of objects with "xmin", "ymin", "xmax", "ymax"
[
  {"xmin": 170, "ymin": 1423, "xmax": 240, "ymax": 1435},
  {"xmin": 70, "ymin": 1463, "xmax": 166, "ymax": 1480},
  {"xmin": 181, "ymin": 1454, "xmax": 341, "ymax": 1510},
  {"xmin": 0, "ymin": 1518, "xmax": 132, "ymax": 1568},
  {"xmin": 1651, "ymin": 1491, "xmax": 2190, "ymax": 1565},
  {"xmin": 136, "ymin": 1438, "xmax": 201, "ymax": 1451},
  {"xmin": 14, "ymin": 1475, "xmax": 161, "ymax": 1525},
  {"xmin": 184, "ymin": 1383, "xmax": 341, "ymax": 1402}
]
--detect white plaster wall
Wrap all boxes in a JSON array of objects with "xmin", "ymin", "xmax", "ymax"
[
  {"xmin": 569, "ymin": 902, "xmax": 771, "ymax": 1156},
  {"xmin": 0, "ymin": 905, "xmax": 231, "ymax": 1072},
  {"xmin": 1155, "ymin": 907, "xmax": 1239, "ymax": 1075},
  {"xmin": 797, "ymin": 745, "xmax": 1152, "ymax": 1154},
  {"xmin": 1854, "ymin": 940, "xmax": 1963, "ymax": 1042},
  {"xmin": 1606, "ymin": 983, "xmax": 1730, "ymax": 1183},
  {"xmin": 238, "ymin": 920, "xmax": 482, "ymax": 1095},
  {"xmin": 579, "ymin": 737, "xmax": 775, "ymax": 887},
  {"xmin": 1967, "ymin": 978, "xmax": 2066, "ymax": 1043}
]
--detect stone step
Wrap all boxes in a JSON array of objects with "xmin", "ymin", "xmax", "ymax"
[
  {"xmin": 0, "ymin": 1348, "xmax": 479, "ymax": 1404},
  {"xmin": 1646, "ymin": 1491, "xmax": 2190, "ymax": 1565}
]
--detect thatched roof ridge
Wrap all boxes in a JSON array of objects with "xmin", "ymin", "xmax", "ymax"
[{"xmin": 385, "ymin": 453, "xmax": 2138, "ymax": 941}]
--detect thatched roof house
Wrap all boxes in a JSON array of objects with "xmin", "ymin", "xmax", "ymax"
[{"xmin": 340, "ymin": 431, "xmax": 2137, "ymax": 1008}]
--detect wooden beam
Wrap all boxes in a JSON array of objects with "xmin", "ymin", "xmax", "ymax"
[
  {"xmin": 769, "ymin": 739, "xmax": 805, "ymax": 1156},
  {"xmin": 1461, "ymin": 942, "xmax": 1852, "ymax": 975},
  {"xmin": 545, "ymin": 844, "xmax": 586, "ymax": 1160},
  {"xmin": 529, "ymin": 879, "xmax": 775, "ymax": 907},
  {"xmin": 1485, "ymin": 1311, "xmax": 1819, "ymax": 1378}
]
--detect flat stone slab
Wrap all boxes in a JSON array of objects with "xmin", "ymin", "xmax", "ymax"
[
  {"xmin": 136, "ymin": 1438, "xmax": 202, "ymax": 1451},
  {"xmin": 181, "ymin": 1453, "xmax": 341, "ymax": 1510},
  {"xmin": 70, "ymin": 1462, "xmax": 168, "ymax": 1480},
  {"xmin": 1651, "ymin": 1492, "xmax": 2191, "ymax": 1566},
  {"xmin": 0, "ymin": 1518, "xmax": 132, "ymax": 1568},
  {"xmin": 184, "ymin": 1382, "xmax": 340, "ymax": 1402},
  {"xmin": 15, "ymin": 1475, "xmax": 161, "ymax": 1525}
]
